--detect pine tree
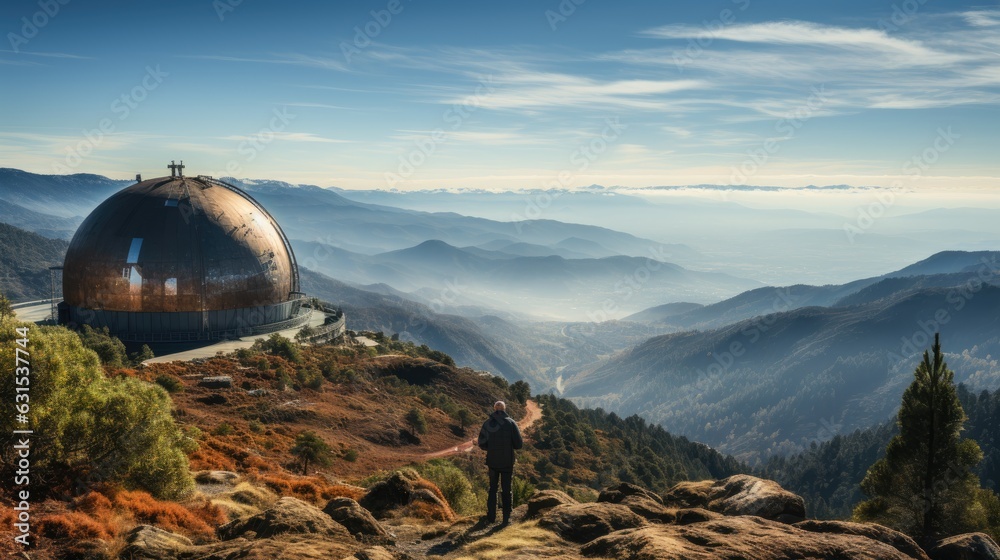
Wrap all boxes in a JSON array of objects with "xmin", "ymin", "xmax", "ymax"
[
  {"xmin": 290, "ymin": 431, "xmax": 331, "ymax": 475},
  {"xmin": 855, "ymin": 333, "xmax": 985, "ymax": 540}
]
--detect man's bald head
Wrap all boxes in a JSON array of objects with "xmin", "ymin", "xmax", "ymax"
[{"xmin": 494, "ymin": 401, "xmax": 506, "ymax": 412}]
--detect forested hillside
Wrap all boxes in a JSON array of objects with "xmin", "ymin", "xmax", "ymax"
[
  {"xmin": 567, "ymin": 283, "xmax": 1000, "ymax": 460},
  {"xmin": 766, "ymin": 383, "xmax": 1000, "ymax": 519},
  {"xmin": 0, "ymin": 222, "xmax": 68, "ymax": 301}
]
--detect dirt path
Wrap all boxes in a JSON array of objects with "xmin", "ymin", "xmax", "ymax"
[{"xmin": 421, "ymin": 399, "xmax": 542, "ymax": 459}]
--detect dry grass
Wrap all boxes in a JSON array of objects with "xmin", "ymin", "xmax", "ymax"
[
  {"xmin": 451, "ymin": 521, "xmax": 581, "ymax": 560},
  {"xmin": 109, "ymin": 488, "xmax": 221, "ymax": 537},
  {"xmin": 209, "ymin": 481, "xmax": 278, "ymax": 520},
  {"xmin": 256, "ymin": 473, "xmax": 363, "ymax": 505},
  {"xmin": 36, "ymin": 511, "xmax": 113, "ymax": 541}
]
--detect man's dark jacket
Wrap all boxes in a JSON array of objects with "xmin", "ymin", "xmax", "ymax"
[{"xmin": 477, "ymin": 410, "xmax": 523, "ymax": 471}]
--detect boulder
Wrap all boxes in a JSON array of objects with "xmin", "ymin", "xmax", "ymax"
[
  {"xmin": 796, "ymin": 520, "xmax": 930, "ymax": 560},
  {"xmin": 525, "ymin": 490, "xmax": 578, "ymax": 519},
  {"xmin": 360, "ymin": 470, "xmax": 421, "ymax": 517},
  {"xmin": 324, "ymin": 497, "xmax": 390, "ymax": 540},
  {"xmin": 350, "ymin": 546, "xmax": 396, "ymax": 560},
  {"xmin": 194, "ymin": 535, "xmax": 357, "ymax": 560},
  {"xmin": 664, "ymin": 475, "xmax": 805, "ymax": 522},
  {"xmin": 538, "ymin": 502, "xmax": 648, "ymax": 543},
  {"xmin": 930, "ymin": 533, "xmax": 1000, "ymax": 560},
  {"xmin": 580, "ymin": 516, "xmax": 921, "ymax": 560},
  {"xmin": 675, "ymin": 508, "xmax": 723, "ymax": 525},
  {"xmin": 599, "ymin": 482, "xmax": 664, "ymax": 505},
  {"xmin": 358, "ymin": 469, "xmax": 453, "ymax": 521},
  {"xmin": 617, "ymin": 495, "xmax": 677, "ymax": 524},
  {"xmin": 199, "ymin": 376, "xmax": 232, "ymax": 389},
  {"xmin": 194, "ymin": 470, "xmax": 240, "ymax": 485},
  {"xmin": 119, "ymin": 525, "xmax": 193, "ymax": 560},
  {"xmin": 218, "ymin": 497, "xmax": 352, "ymax": 541}
]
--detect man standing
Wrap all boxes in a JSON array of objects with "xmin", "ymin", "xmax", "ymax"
[{"xmin": 477, "ymin": 400, "xmax": 523, "ymax": 525}]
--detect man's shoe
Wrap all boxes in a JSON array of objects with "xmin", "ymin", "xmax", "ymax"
[{"xmin": 500, "ymin": 518, "xmax": 510, "ymax": 526}]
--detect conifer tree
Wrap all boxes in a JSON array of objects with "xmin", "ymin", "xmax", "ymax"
[
  {"xmin": 855, "ymin": 334, "xmax": 984, "ymax": 540},
  {"xmin": 290, "ymin": 431, "xmax": 331, "ymax": 475}
]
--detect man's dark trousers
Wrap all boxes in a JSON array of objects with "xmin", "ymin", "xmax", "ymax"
[{"xmin": 487, "ymin": 468, "xmax": 513, "ymax": 522}]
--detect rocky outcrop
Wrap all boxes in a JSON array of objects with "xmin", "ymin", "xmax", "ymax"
[
  {"xmin": 121, "ymin": 499, "xmax": 366, "ymax": 560},
  {"xmin": 538, "ymin": 502, "xmax": 648, "ymax": 543},
  {"xmin": 664, "ymin": 474, "xmax": 805, "ymax": 522},
  {"xmin": 599, "ymin": 483, "xmax": 664, "ymax": 505},
  {"xmin": 218, "ymin": 497, "xmax": 352, "ymax": 540},
  {"xmin": 929, "ymin": 533, "xmax": 1000, "ymax": 560},
  {"xmin": 324, "ymin": 497, "xmax": 391, "ymax": 541},
  {"xmin": 359, "ymin": 469, "xmax": 453, "ymax": 521},
  {"xmin": 580, "ymin": 516, "xmax": 922, "ymax": 560},
  {"xmin": 597, "ymin": 482, "xmax": 676, "ymax": 523},
  {"xmin": 795, "ymin": 520, "xmax": 930, "ymax": 560},
  {"xmin": 119, "ymin": 525, "xmax": 193, "ymax": 559},
  {"xmin": 525, "ymin": 490, "xmax": 578, "ymax": 519},
  {"xmin": 674, "ymin": 508, "xmax": 724, "ymax": 525},
  {"xmin": 194, "ymin": 470, "xmax": 240, "ymax": 485},
  {"xmin": 350, "ymin": 545, "xmax": 413, "ymax": 560}
]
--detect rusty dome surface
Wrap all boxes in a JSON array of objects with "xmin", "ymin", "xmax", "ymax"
[{"xmin": 63, "ymin": 175, "xmax": 298, "ymax": 313}]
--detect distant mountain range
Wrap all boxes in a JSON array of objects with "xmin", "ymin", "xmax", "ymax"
[
  {"xmin": 566, "ymin": 255, "xmax": 1000, "ymax": 462},
  {"xmin": 623, "ymin": 251, "xmax": 1000, "ymax": 330},
  {"xmin": 292, "ymin": 238, "xmax": 759, "ymax": 320}
]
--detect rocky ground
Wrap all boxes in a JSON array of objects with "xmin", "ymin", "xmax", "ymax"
[{"xmin": 115, "ymin": 471, "xmax": 1000, "ymax": 560}]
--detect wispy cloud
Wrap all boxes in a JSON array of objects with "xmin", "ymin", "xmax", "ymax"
[
  {"xmin": 963, "ymin": 10, "xmax": 1000, "ymax": 27},
  {"xmin": 641, "ymin": 21, "xmax": 960, "ymax": 64},
  {"xmin": 219, "ymin": 132, "xmax": 350, "ymax": 144},
  {"xmin": 0, "ymin": 49, "xmax": 92, "ymax": 59},
  {"xmin": 447, "ymin": 72, "xmax": 705, "ymax": 111},
  {"xmin": 185, "ymin": 53, "xmax": 347, "ymax": 72}
]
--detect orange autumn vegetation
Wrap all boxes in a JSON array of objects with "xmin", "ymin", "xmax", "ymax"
[
  {"xmin": 257, "ymin": 472, "xmax": 364, "ymax": 503},
  {"xmin": 36, "ymin": 512, "xmax": 112, "ymax": 541},
  {"xmin": 34, "ymin": 486, "xmax": 225, "ymax": 547}
]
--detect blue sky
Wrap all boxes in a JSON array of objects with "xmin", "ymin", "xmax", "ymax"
[{"xmin": 1, "ymin": 0, "xmax": 998, "ymax": 191}]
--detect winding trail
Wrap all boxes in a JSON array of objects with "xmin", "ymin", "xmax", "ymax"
[{"xmin": 422, "ymin": 399, "xmax": 542, "ymax": 459}]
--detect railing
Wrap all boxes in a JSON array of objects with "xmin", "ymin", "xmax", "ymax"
[{"xmin": 113, "ymin": 306, "xmax": 312, "ymax": 343}]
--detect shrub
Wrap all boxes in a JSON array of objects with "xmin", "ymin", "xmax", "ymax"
[
  {"xmin": 512, "ymin": 477, "xmax": 536, "ymax": 508},
  {"xmin": 213, "ymin": 423, "xmax": 234, "ymax": 436},
  {"xmin": 343, "ymin": 449, "xmax": 359, "ymax": 462},
  {"xmin": 155, "ymin": 374, "xmax": 183, "ymax": 393},
  {"xmin": 406, "ymin": 407, "xmax": 428, "ymax": 435},
  {"xmin": 416, "ymin": 460, "xmax": 481, "ymax": 515},
  {"xmin": 75, "ymin": 324, "xmax": 129, "ymax": 367},
  {"xmin": 0, "ymin": 319, "xmax": 194, "ymax": 499},
  {"xmin": 254, "ymin": 333, "xmax": 301, "ymax": 362},
  {"xmin": 130, "ymin": 344, "xmax": 155, "ymax": 365},
  {"xmin": 296, "ymin": 367, "xmax": 323, "ymax": 390}
]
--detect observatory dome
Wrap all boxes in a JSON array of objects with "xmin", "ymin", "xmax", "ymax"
[{"xmin": 60, "ymin": 169, "xmax": 306, "ymax": 342}]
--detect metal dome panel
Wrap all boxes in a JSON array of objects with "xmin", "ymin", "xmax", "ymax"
[{"xmin": 63, "ymin": 175, "xmax": 299, "ymax": 313}]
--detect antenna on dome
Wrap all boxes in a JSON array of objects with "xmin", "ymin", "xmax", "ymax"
[{"xmin": 168, "ymin": 160, "xmax": 185, "ymax": 178}]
